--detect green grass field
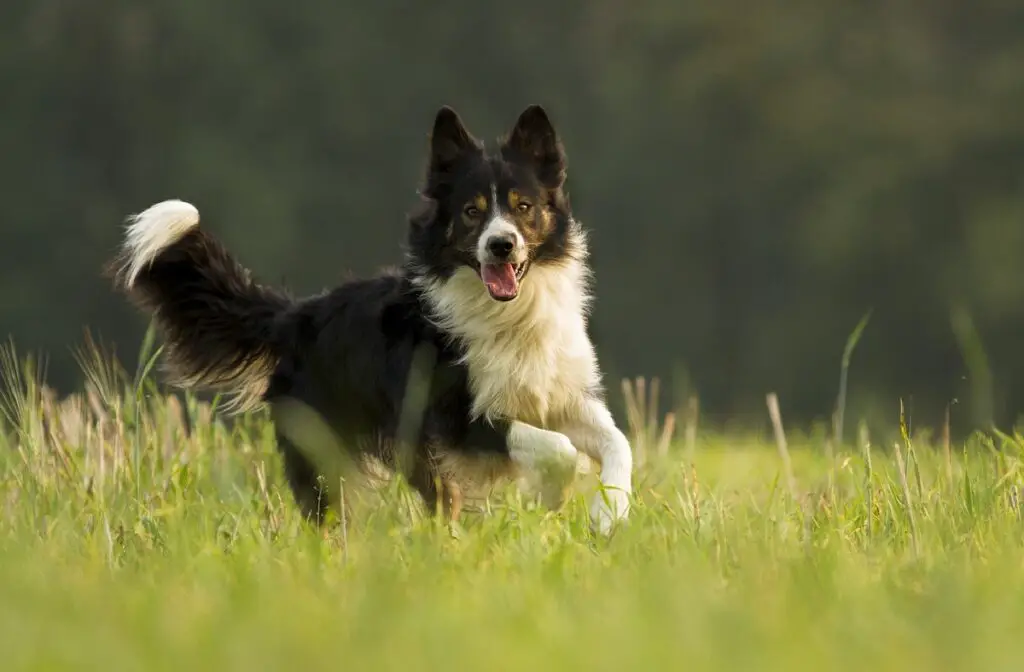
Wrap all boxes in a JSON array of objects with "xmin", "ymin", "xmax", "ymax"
[{"xmin": 2, "ymin": 346, "xmax": 1024, "ymax": 671}]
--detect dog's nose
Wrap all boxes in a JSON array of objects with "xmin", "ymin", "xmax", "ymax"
[{"xmin": 486, "ymin": 235, "xmax": 515, "ymax": 259}]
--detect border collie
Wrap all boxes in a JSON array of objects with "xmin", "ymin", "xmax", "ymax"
[{"xmin": 108, "ymin": 105, "xmax": 632, "ymax": 534}]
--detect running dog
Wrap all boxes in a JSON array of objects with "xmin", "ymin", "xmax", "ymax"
[{"xmin": 109, "ymin": 105, "xmax": 633, "ymax": 534}]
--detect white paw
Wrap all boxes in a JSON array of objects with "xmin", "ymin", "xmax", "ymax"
[
  {"xmin": 589, "ymin": 487, "xmax": 630, "ymax": 535},
  {"xmin": 529, "ymin": 433, "xmax": 578, "ymax": 510},
  {"xmin": 538, "ymin": 433, "xmax": 579, "ymax": 478},
  {"xmin": 508, "ymin": 424, "xmax": 580, "ymax": 511}
]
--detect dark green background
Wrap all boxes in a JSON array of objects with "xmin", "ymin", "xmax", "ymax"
[{"xmin": 4, "ymin": 1, "xmax": 1023, "ymax": 435}]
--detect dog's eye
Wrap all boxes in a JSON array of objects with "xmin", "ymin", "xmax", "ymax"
[
  {"xmin": 464, "ymin": 206, "xmax": 481, "ymax": 218},
  {"xmin": 516, "ymin": 202, "xmax": 532, "ymax": 213}
]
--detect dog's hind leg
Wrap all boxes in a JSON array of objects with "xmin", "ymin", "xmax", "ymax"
[
  {"xmin": 276, "ymin": 432, "xmax": 332, "ymax": 526},
  {"xmin": 407, "ymin": 455, "xmax": 463, "ymax": 522}
]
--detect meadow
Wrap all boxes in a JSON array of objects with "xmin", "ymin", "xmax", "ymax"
[{"xmin": 2, "ymin": 340, "xmax": 1024, "ymax": 671}]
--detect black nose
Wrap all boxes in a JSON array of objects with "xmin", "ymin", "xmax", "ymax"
[{"xmin": 487, "ymin": 235, "xmax": 515, "ymax": 259}]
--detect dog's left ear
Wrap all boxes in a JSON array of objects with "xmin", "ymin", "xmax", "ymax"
[{"xmin": 503, "ymin": 105, "xmax": 567, "ymax": 189}]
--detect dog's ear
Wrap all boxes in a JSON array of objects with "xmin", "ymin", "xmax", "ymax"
[
  {"xmin": 503, "ymin": 105, "xmax": 566, "ymax": 189},
  {"xmin": 428, "ymin": 106, "xmax": 480, "ymax": 181}
]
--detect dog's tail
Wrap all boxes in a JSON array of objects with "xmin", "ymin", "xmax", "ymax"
[{"xmin": 108, "ymin": 200, "xmax": 294, "ymax": 412}]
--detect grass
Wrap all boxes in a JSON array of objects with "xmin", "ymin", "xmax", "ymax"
[{"xmin": 3, "ymin": 347, "xmax": 1024, "ymax": 671}]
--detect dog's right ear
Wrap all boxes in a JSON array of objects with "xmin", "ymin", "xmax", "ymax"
[{"xmin": 427, "ymin": 106, "xmax": 481, "ymax": 183}]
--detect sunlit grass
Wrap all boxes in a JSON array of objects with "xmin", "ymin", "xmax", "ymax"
[{"xmin": 2, "ymin": 343, "xmax": 1024, "ymax": 671}]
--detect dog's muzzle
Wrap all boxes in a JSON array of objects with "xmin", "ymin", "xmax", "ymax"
[{"xmin": 478, "ymin": 232, "xmax": 527, "ymax": 301}]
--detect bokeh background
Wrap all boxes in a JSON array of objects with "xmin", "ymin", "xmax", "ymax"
[{"xmin": 3, "ymin": 1, "xmax": 1023, "ymax": 437}]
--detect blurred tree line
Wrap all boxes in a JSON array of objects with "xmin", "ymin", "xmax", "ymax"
[{"xmin": 3, "ymin": 0, "xmax": 1024, "ymax": 436}]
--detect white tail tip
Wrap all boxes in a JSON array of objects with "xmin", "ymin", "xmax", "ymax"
[{"xmin": 123, "ymin": 199, "xmax": 200, "ymax": 288}]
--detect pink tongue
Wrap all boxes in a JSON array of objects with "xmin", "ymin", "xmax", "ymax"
[{"xmin": 481, "ymin": 263, "xmax": 518, "ymax": 298}]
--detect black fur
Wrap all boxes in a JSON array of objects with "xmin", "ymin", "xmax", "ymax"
[
  {"xmin": 109, "ymin": 105, "xmax": 577, "ymax": 523},
  {"xmin": 110, "ymin": 227, "xmax": 292, "ymax": 398}
]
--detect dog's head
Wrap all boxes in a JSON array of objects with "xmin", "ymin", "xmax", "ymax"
[{"xmin": 407, "ymin": 105, "xmax": 580, "ymax": 302}]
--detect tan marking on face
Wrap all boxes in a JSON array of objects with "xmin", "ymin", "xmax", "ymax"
[
  {"xmin": 460, "ymin": 194, "xmax": 488, "ymax": 233},
  {"xmin": 537, "ymin": 206, "xmax": 555, "ymax": 235},
  {"xmin": 507, "ymin": 189, "xmax": 520, "ymax": 211}
]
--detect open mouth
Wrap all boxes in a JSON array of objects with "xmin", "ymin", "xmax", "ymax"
[{"xmin": 480, "ymin": 261, "xmax": 528, "ymax": 301}]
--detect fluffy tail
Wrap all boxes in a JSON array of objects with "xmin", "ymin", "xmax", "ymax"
[{"xmin": 108, "ymin": 200, "xmax": 294, "ymax": 412}]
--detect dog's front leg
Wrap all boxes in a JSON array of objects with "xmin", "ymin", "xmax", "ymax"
[
  {"xmin": 459, "ymin": 417, "xmax": 579, "ymax": 510},
  {"xmin": 559, "ymin": 399, "xmax": 633, "ymax": 535},
  {"xmin": 502, "ymin": 420, "xmax": 579, "ymax": 510}
]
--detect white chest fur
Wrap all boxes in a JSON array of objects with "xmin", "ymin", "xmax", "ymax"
[{"xmin": 422, "ymin": 261, "xmax": 599, "ymax": 427}]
